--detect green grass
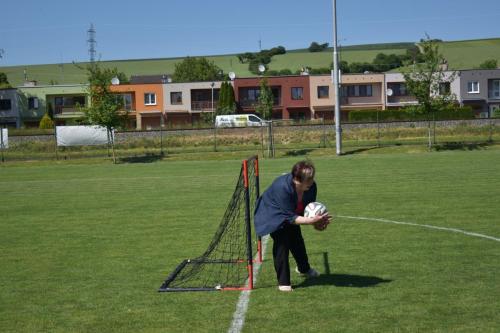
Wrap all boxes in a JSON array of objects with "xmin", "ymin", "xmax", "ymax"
[
  {"xmin": 1, "ymin": 149, "xmax": 499, "ymax": 332},
  {"xmin": 2, "ymin": 38, "xmax": 499, "ymax": 86}
]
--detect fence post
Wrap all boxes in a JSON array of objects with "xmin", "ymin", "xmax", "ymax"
[
  {"xmin": 160, "ymin": 114, "xmax": 164, "ymax": 156},
  {"xmin": 1, "ymin": 126, "xmax": 5, "ymax": 163},
  {"xmin": 377, "ymin": 110, "xmax": 381, "ymax": 147},
  {"xmin": 54, "ymin": 126, "xmax": 58, "ymax": 160},
  {"xmin": 214, "ymin": 124, "xmax": 217, "ymax": 152}
]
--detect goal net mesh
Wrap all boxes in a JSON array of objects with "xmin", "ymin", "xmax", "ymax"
[{"xmin": 159, "ymin": 156, "xmax": 259, "ymax": 291}]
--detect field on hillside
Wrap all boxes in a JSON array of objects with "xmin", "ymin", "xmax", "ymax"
[
  {"xmin": 1, "ymin": 38, "xmax": 499, "ymax": 86},
  {"xmin": 1, "ymin": 150, "xmax": 499, "ymax": 332}
]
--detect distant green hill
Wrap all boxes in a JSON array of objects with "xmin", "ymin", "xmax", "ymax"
[{"xmin": 1, "ymin": 38, "xmax": 499, "ymax": 87}]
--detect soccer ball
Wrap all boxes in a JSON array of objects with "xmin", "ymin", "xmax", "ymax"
[{"xmin": 304, "ymin": 202, "xmax": 327, "ymax": 218}]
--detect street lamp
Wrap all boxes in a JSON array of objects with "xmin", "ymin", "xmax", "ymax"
[{"xmin": 210, "ymin": 82, "xmax": 215, "ymax": 111}]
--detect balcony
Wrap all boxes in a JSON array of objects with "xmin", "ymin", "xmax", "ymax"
[
  {"xmin": 387, "ymin": 95, "xmax": 418, "ymax": 104},
  {"xmin": 54, "ymin": 106, "xmax": 85, "ymax": 118},
  {"xmin": 191, "ymin": 100, "xmax": 218, "ymax": 112}
]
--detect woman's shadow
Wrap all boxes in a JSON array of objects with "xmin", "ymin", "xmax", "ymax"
[{"xmin": 295, "ymin": 252, "xmax": 392, "ymax": 289}]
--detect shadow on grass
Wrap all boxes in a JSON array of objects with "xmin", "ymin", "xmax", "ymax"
[
  {"xmin": 434, "ymin": 141, "xmax": 492, "ymax": 151},
  {"xmin": 295, "ymin": 251, "xmax": 392, "ymax": 289},
  {"xmin": 342, "ymin": 146, "xmax": 381, "ymax": 155},
  {"xmin": 284, "ymin": 149, "xmax": 314, "ymax": 157},
  {"xmin": 295, "ymin": 273, "xmax": 392, "ymax": 289},
  {"xmin": 119, "ymin": 154, "xmax": 164, "ymax": 164}
]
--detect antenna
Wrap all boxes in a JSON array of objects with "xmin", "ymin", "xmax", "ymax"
[
  {"xmin": 228, "ymin": 72, "xmax": 236, "ymax": 81},
  {"xmin": 0, "ymin": 49, "xmax": 4, "ymax": 59},
  {"xmin": 87, "ymin": 23, "xmax": 97, "ymax": 63},
  {"xmin": 258, "ymin": 64, "xmax": 266, "ymax": 74}
]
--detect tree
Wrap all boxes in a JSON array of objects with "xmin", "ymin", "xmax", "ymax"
[
  {"xmin": 255, "ymin": 78, "xmax": 273, "ymax": 120},
  {"xmin": 0, "ymin": 72, "xmax": 11, "ymax": 88},
  {"xmin": 308, "ymin": 42, "xmax": 328, "ymax": 52},
  {"xmin": 172, "ymin": 57, "xmax": 223, "ymax": 82},
  {"xmin": 217, "ymin": 81, "xmax": 236, "ymax": 115},
  {"xmin": 83, "ymin": 62, "xmax": 128, "ymax": 163},
  {"xmin": 403, "ymin": 36, "xmax": 456, "ymax": 149},
  {"xmin": 479, "ymin": 59, "xmax": 498, "ymax": 69}
]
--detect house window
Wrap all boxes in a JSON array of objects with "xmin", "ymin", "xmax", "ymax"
[
  {"xmin": 388, "ymin": 83, "xmax": 407, "ymax": 96},
  {"xmin": 240, "ymin": 88, "xmax": 260, "ymax": 102},
  {"xmin": 439, "ymin": 82, "xmax": 451, "ymax": 95},
  {"xmin": 490, "ymin": 80, "xmax": 500, "ymax": 98},
  {"xmin": 144, "ymin": 93, "xmax": 156, "ymax": 105},
  {"xmin": 170, "ymin": 92, "xmax": 182, "ymax": 105},
  {"xmin": 343, "ymin": 84, "xmax": 373, "ymax": 97},
  {"xmin": 73, "ymin": 96, "xmax": 86, "ymax": 107},
  {"xmin": 291, "ymin": 87, "xmax": 304, "ymax": 100},
  {"xmin": 317, "ymin": 86, "xmax": 329, "ymax": 99},
  {"xmin": 115, "ymin": 94, "xmax": 132, "ymax": 110},
  {"xmin": 468, "ymin": 81, "xmax": 479, "ymax": 93},
  {"xmin": 28, "ymin": 97, "xmax": 39, "ymax": 109},
  {"xmin": 0, "ymin": 99, "xmax": 11, "ymax": 110}
]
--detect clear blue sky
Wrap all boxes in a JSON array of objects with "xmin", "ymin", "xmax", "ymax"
[{"xmin": 1, "ymin": 0, "xmax": 499, "ymax": 67}]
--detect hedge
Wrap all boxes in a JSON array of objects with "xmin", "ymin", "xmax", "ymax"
[{"xmin": 348, "ymin": 107, "xmax": 475, "ymax": 122}]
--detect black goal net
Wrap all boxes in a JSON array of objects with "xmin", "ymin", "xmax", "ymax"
[{"xmin": 159, "ymin": 156, "xmax": 261, "ymax": 292}]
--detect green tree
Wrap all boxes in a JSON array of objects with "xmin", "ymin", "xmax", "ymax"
[
  {"xmin": 172, "ymin": 57, "xmax": 223, "ymax": 82},
  {"xmin": 403, "ymin": 36, "xmax": 456, "ymax": 149},
  {"xmin": 39, "ymin": 113, "xmax": 54, "ymax": 129},
  {"xmin": 0, "ymin": 72, "xmax": 11, "ymax": 88},
  {"xmin": 216, "ymin": 81, "xmax": 236, "ymax": 115},
  {"xmin": 255, "ymin": 78, "xmax": 273, "ymax": 120},
  {"xmin": 479, "ymin": 59, "xmax": 498, "ymax": 69},
  {"xmin": 83, "ymin": 62, "xmax": 127, "ymax": 163}
]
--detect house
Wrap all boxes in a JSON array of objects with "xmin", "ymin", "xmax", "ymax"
[
  {"xmin": 110, "ymin": 83, "xmax": 164, "ymax": 129},
  {"xmin": 309, "ymin": 75, "xmax": 335, "ymax": 121},
  {"xmin": 16, "ymin": 84, "xmax": 88, "ymax": 127},
  {"xmin": 233, "ymin": 76, "xmax": 311, "ymax": 120},
  {"xmin": 339, "ymin": 73, "xmax": 385, "ymax": 118},
  {"xmin": 456, "ymin": 69, "xmax": 500, "ymax": 118},
  {"xmin": 0, "ymin": 88, "xmax": 21, "ymax": 128},
  {"xmin": 163, "ymin": 81, "xmax": 221, "ymax": 126}
]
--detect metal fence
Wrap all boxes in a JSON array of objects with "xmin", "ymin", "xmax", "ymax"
[{"xmin": 1, "ymin": 118, "xmax": 499, "ymax": 162}]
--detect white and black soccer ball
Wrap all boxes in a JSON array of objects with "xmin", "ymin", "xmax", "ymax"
[{"xmin": 304, "ymin": 202, "xmax": 327, "ymax": 218}]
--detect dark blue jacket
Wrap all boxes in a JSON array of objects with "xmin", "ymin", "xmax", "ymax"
[{"xmin": 254, "ymin": 173, "xmax": 317, "ymax": 236}]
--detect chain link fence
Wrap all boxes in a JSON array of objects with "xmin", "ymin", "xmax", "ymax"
[{"xmin": 1, "ymin": 118, "xmax": 499, "ymax": 162}]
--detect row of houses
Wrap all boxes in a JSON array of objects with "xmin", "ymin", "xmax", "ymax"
[{"xmin": 1, "ymin": 69, "xmax": 499, "ymax": 129}]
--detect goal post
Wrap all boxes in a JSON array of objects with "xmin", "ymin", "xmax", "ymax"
[{"xmin": 159, "ymin": 155, "xmax": 261, "ymax": 292}]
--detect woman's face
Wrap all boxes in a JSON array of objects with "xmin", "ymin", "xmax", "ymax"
[{"xmin": 293, "ymin": 178, "xmax": 314, "ymax": 192}]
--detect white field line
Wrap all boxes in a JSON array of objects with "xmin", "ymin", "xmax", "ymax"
[
  {"xmin": 338, "ymin": 215, "xmax": 500, "ymax": 242},
  {"xmin": 228, "ymin": 235, "xmax": 269, "ymax": 333}
]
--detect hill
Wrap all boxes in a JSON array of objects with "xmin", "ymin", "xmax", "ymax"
[{"xmin": 1, "ymin": 38, "xmax": 499, "ymax": 87}]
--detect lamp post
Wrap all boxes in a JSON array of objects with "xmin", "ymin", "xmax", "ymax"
[
  {"xmin": 211, "ymin": 82, "xmax": 216, "ymax": 151},
  {"xmin": 332, "ymin": 0, "xmax": 342, "ymax": 155}
]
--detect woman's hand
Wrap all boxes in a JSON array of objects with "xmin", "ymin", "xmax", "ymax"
[{"xmin": 313, "ymin": 213, "xmax": 332, "ymax": 231}]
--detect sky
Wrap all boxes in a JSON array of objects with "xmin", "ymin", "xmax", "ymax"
[{"xmin": 1, "ymin": 0, "xmax": 499, "ymax": 67}]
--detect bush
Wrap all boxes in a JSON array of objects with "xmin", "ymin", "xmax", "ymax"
[
  {"xmin": 39, "ymin": 113, "xmax": 54, "ymax": 129},
  {"xmin": 348, "ymin": 106, "xmax": 475, "ymax": 122}
]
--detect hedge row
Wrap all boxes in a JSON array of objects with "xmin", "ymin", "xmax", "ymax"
[{"xmin": 347, "ymin": 107, "xmax": 475, "ymax": 122}]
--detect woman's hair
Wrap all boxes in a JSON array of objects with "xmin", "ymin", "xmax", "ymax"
[{"xmin": 291, "ymin": 160, "xmax": 315, "ymax": 182}]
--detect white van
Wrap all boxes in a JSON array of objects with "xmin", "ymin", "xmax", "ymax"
[{"xmin": 215, "ymin": 114, "xmax": 265, "ymax": 128}]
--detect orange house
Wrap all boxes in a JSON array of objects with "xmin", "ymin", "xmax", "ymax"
[{"xmin": 110, "ymin": 83, "xmax": 164, "ymax": 129}]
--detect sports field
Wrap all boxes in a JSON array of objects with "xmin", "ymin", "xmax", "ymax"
[{"xmin": 1, "ymin": 148, "xmax": 499, "ymax": 332}]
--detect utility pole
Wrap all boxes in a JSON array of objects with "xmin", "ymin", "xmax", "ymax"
[{"xmin": 332, "ymin": 0, "xmax": 342, "ymax": 155}]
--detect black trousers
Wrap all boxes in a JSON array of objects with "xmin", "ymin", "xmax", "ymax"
[{"xmin": 270, "ymin": 223, "xmax": 311, "ymax": 285}]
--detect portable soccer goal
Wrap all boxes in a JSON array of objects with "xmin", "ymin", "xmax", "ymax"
[{"xmin": 159, "ymin": 155, "xmax": 262, "ymax": 292}]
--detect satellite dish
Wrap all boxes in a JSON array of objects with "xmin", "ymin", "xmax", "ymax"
[
  {"xmin": 111, "ymin": 77, "xmax": 120, "ymax": 85},
  {"xmin": 387, "ymin": 88, "xmax": 393, "ymax": 96},
  {"xmin": 228, "ymin": 72, "xmax": 236, "ymax": 80},
  {"xmin": 258, "ymin": 64, "xmax": 266, "ymax": 73}
]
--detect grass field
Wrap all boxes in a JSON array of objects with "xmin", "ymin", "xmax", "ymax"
[
  {"xmin": 1, "ymin": 149, "xmax": 499, "ymax": 332},
  {"xmin": 2, "ymin": 38, "xmax": 499, "ymax": 86}
]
